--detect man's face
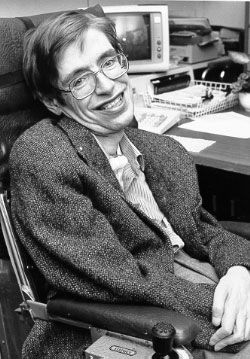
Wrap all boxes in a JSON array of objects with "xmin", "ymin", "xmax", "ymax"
[{"xmin": 53, "ymin": 28, "xmax": 134, "ymax": 136}]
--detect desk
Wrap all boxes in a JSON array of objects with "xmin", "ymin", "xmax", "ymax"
[
  {"xmin": 167, "ymin": 105, "xmax": 250, "ymax": 221},
  {"xmin": 168, "ymin": 105, "xmax": 250, "ymax": 176}
]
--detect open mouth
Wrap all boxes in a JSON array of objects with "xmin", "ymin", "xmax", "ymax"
[{"xmin": 99, "ymin": 93, "xmax": 123, "ymax": 111}]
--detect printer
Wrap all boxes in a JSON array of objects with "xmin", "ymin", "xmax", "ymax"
[{"xmin": 169, "ymin": 17, "xmax": 221, "ymax": 64}]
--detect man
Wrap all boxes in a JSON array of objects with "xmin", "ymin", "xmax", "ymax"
[{"xmin": 9, "ymin": 7, "xmax": 250, "ymax": 359}]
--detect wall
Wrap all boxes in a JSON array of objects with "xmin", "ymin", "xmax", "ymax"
[
  {"xmin": 88, "ymin": 1, "xmax": 246, "ymax": 29},
  {"xmin": 168, "ymin": 1, "xmax": 245, "ymax": 29},
  {"xmin": 0, "ymin": 0, "xmax": 246, "ymax": 30},
  {"xmin": 0, "ymin": 0, "xmax": 88, "ymax": 17}
]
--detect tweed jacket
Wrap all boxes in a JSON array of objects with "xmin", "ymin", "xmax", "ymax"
[{"xmin": 10, "ymin": 116, "xmax": 250, "ymax": 358}]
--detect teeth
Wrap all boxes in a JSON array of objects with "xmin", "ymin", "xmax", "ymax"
[{"xmin": 101, "ymin": 95, "xmax": 122, "ymax": 110}]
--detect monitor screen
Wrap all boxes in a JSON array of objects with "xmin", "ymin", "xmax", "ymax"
[
  {"xmin": 103, "ymin": 5, "xmax": 169, "ymax": 73},
  {"xmin": 108, "ymin": 14, "xmax": 151, "ymax": 62}
]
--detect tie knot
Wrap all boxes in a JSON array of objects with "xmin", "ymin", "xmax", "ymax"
[{"xmin": 109, "ymin": 155, "xmax": 128, "ymax": 172}]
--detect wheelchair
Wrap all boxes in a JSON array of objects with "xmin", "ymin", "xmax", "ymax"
[{"xmin": 0, "ymin": 4, "xmax": 249, "ymax": 359}]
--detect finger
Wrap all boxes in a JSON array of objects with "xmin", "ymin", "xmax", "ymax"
[
  {"xmin": 219, "ymin": 299, "xmax": 238, "ymax": 336},
  {"xmin": 245, "ymin": 316, "xmax": 250, "ymax": 340},
  {"xmin": 214, "ymin": 333, "xmax": 236, "ymax": 351},
  {"xmin": 214, "ymin": 313, "xmax": 246, "ymax": 351},
  {"xmin": 209, "ymin": 304, "xmax": 238, "ymax": 347},
  {"xmin": 209, "ymin": 326, "xmax": 231, "ymax": 347},
  {"xmin": 212, "ymin": 282, "xmax": 227, "ymax": 327},
  {"xmin": 245, "ymin": 301, "xmax": 250, "ymax": 340}
]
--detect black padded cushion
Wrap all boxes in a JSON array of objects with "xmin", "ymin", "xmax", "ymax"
[
  {"xmin": 47, "ymin": 298, "xmax": 200, "ymax": 346},
  {"xmin": 0, "ymin": 4, "xmax": 105, "ymax": 152}
]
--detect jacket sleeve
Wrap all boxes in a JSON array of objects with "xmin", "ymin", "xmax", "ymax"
[{"xmin": 192, "ymin": 202, "xmax": 250, "ymax": 278}]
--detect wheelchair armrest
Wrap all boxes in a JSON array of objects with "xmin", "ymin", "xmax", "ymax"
[
  {"xmin": 47, "ymin": 298, "xmax": 200, "ymax": 346},
  {"xmin": 220, "ymin": 221, "xmax": 250, "ymax": 240}
]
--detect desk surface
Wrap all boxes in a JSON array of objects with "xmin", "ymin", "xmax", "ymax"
[{"xmin": 168, "ymin": 105, "xmax": 250, "ymax": 176}]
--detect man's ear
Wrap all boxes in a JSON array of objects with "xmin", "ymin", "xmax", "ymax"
[{"xmin": 40, "ymin": 95, "xmax": 63, "ymax": 116}]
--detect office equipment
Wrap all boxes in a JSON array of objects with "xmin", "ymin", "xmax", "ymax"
[
  {"xmin": 103, "ymin": 5, "xmax": 169, "ymax": 73},
  {"xmin": 169, "ymin": 17, "xmax": 212, "ymax": 40},
  {"xmin": 169, "ymin": 17, "xmax": 220, "ymax": 64},
  {"xmin": 197, "ymin": 58, "xmax": 243, "ymax": 83},
  {"xmin": 144, "ymin": 80, "xmax": 239, "ymax": 119},
  {"xmin": 134, "ymin": 107, "xmax": 180, "ymax": 134},
  {"xmin": 150, "ymin": 73, "xmax": 191, "ymax": 95},
  {"xmin": 170, "ymin": 43, "xmax": 219, "ymax": 65}
]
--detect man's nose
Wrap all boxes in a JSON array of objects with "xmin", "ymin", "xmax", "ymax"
[{"xmin": 95, "ymin": 71, "xmax": 114, "ymax": 95}]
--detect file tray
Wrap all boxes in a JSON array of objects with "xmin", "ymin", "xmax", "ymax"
[{"xmin": 144, "ymin": 80, "xmax": 239, "ymax": 119}]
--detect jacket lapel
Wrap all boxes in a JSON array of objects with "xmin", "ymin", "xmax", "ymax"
[{"xmin": 57, "ymin": 116, "xmax": 123, "ymax": 194}]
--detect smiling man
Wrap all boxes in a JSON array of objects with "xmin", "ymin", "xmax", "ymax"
[
  {"xmin": 9, "ymin": 8, "xmax": 250, "ymax": 359},
  {"xmin": 46, "ymin": 30, "xmax": 134, "ymax": 150}
]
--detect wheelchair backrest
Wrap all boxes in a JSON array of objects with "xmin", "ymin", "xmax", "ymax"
[
  {"xmin": 0, "ymin": 4, "xmax": 106, "ymax": 304},
  {"xmin": 0, "ymin": 4, "xmax": 105, "ymax": 157}
]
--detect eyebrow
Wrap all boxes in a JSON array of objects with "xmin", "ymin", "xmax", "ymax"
[{"xmin": 61, "ymin": 48, "xmax": 117, "ymax": 87}]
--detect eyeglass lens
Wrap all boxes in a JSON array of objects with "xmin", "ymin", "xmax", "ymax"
[{"xmin": 71, "ymin": 54, "xmax": 128, "ymax": 100}]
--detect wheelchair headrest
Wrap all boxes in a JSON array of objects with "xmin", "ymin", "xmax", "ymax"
[{"xmin": 0, "ymin": 4, "xmax": 105, "ymax": 153}]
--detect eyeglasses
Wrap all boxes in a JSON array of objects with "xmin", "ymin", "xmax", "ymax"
[{"xmin": 58, "ymin": 53, "xmax": 129, "ymax": 100}]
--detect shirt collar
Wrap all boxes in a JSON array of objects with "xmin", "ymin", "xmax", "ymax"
[
  {"xmin": 120, "ymin": 134, "xmax": 145, "ymax": 171},
  {"xmin": 92, "ymin": 133, "xmax": 145, "ymax": 172}
]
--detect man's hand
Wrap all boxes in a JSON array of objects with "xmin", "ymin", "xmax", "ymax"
[{"xmin": 209, "ymin": 266, "xmax": 250, "ymax": 351}]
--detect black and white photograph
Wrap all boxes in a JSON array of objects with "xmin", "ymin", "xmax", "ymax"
[{"xmin": 0, "ymin": 1, "xmax": 250, "ymax": 358}]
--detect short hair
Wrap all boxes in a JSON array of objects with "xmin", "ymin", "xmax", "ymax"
[{"xmin": 23, "ymin": 10, "xmax": 122, "ymax": 104}]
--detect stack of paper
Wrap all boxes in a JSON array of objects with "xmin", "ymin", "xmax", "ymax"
[{"xmin": 179, "ymin": 111, "xmax": 250, "ymax": 138}]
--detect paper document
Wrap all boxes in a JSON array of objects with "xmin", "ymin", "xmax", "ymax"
[
  {"xmin": 179, "ymin": 112, "xmax": 250, "ymax": 138},
  {"xmin": 167, "ymin": 135, "xmax": 215, "ymax": 153},
  {"xmin": 153, "ymin": 84, "xmax": 226, "ymax": 107},
  {"xmin": 134, "ymin": 107, "xmax": 180, "ymax": 134}
]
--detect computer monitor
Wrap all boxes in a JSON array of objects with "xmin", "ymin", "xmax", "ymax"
[{"xmin": 103, "ymin": 5, "xmax": 170, "ymax": 73}]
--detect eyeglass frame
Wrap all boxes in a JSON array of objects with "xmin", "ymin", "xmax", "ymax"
[{"xmin": 55, "ymin": 52, "xmax": 129, "ymax": 100}]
